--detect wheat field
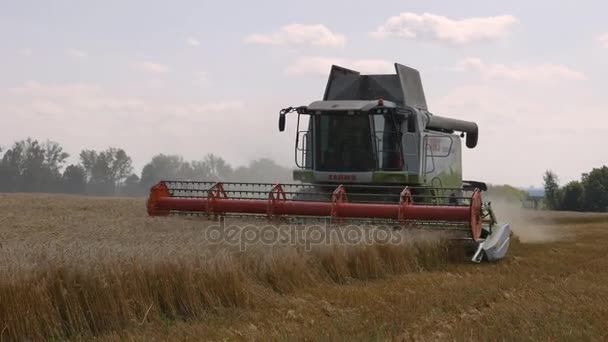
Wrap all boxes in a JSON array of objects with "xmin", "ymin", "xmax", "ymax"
[{"xmin": 0, "ymin": 193, "xmax": 607, "ymax": 341}]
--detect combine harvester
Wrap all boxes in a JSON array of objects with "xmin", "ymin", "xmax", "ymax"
[{"xmin": 147, "ymin": 63, "xmax": 511, "ymax": 263}]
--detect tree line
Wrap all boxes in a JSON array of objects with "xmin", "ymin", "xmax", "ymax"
[
  {"xmin": 543, "ymin": 166, "xmax": 608, "ymax": 212},
  {"xmin": 0, "ymin": 138, "xmax": 292, "ymax": 196}
]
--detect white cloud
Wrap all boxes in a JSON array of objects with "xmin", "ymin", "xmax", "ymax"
[
  {"xmin": 2, "ymin": 81, "xmax": 245, "ymax": 169},
  {"xmin": 192, "ymin": 71, "xmax": 212, "ymax": 87},
  {"xmin": 455, "ymin": 57, "xmax": 585, "ymax": 81},
  {"xmin": 246, "ymin": 24, "xmax": 346, "ymax": 48},
  {"xmin": 186, "ymin": 37, "xmax": 200, "ymax": 47},
  {"xmin": 10, "ymin": 81, "xmax": 144, "ymax": 114},
  {"xmin": 12, "ymin": 81, "xmax": 101, "ymax": 97},
  {"xmin": 136, "ymin": 61, "xmax": 170, "ymax": 74},
  {"xmin": 65, "ymin": 49, "xmax": 88, "ymax": 58},
  {"xmin": 598, "ymin": 33, "xmax": 608, "ymax": 48},
  {"xmin": 19, "ymin": 48, "xmax": 33, "ymax": 57},
  {"xmin": 433, "ymin": 81, "xmax": 606, "ymax": 186},
  {"xmin": 9, "ymin": 81, "xmax": 240, "ymax": 116},
  {"xmin": 371, "ymin": 12, "xmax": 518, "ymax": 45},
  {"xmin": 286, "ymin": 56, "xmax": 393, "ymax": 76}
]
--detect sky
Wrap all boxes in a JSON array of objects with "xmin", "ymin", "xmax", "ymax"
[{"xmin": 1, "ymin": 0, "xmax": 607, "ymax": 188}]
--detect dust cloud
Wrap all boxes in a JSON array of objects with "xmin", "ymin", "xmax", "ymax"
[{"xmin": 485, "ymin": 196, "xmax": 561, "ymax": 243}]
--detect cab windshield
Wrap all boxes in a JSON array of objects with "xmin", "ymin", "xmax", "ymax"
[
  {"xmin": 314, "ymin": 113, "xmax": 375, "ymax": 172},
  {"xmin": 313, "ymin": 112, "xmax": 403, "ymax": 172}
]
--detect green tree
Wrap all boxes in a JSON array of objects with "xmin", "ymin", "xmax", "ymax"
[
  {"xmin": 140, "ymin": 154, "xmax": 198, "ymax": 190},
  {"xmin": 543, "ymin": 170, "xmax": 560, "ymax": 210},
  {"xmin": 121, "ymin": 173, "xmax": 142, "ymax": 196},
  {"xmin": 231, "ymin": 158, "xmax": 292, "ymax": 183},
  {"xmin": 43, "ymin": 141, "xmax": 69, "ymax": 175},
  {"xmin": 486, "ymin": 184, "xmax": 528, "ymax": 204},
  {"xmin": 560, "ymin": 181, "xmax": 584, "ymax": 211},
  {"xmin": 0, "ymin": 138, "xmax": 68, "ymax": 192},
  {"xmin": 62, "ymin": 164, "xmax": 87, "ymax": 194},
  {"xmin": 79, "ymin": 149, "xmax": 98, "ymax": 180},
  {"xmin": 0, "ymin": 141, "xmax": 25, "ymax": 191},
  {"xmin": 20, "ymin": 139, "xmax": 47, "ymax": 192},
  {"xmin": 203, "ymin": 153, "xmax": 233, "ymax": 181},
  {"xmin": 581, "ymin": 166, "xmax": 608, "ymax": 212},
  {"xmin": 41, "ymin": 140, "xmax": 69, "ymax": 192},
  {"xmin": 190, "ymin": 160, "xmax": 211, "ymax": 180},
  {"xmin": 108, "ymin": 148, "xmax": 133, "ymax": 187},
  {"xmin": 79, "ymin": 148, "xmax": 133, "ymax": 195}
]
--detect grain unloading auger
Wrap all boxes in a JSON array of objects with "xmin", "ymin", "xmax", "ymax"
[{"xmin": 147, "ymin": 63, "xmax": 512, "ymax": 263}]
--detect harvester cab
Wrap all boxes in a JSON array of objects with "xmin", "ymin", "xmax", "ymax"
[
  {"xmin": 147, "ymin": 63, "xmax": 512, "ymax": 263},
  {"xmin": 280, "ymin": 63, "xmax": 475, "ymax": 190}
]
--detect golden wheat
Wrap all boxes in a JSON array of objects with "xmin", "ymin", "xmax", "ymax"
[{"xmin": 0, "ymin": 194, "xmax": 454, "ymax": 340}]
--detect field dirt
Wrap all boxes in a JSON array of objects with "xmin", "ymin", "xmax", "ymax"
[{"xmin": 1, "ymin": 193, "xmax": 608, "ymax": 341}]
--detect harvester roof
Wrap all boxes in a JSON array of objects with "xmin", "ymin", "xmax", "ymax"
[
  {"xmin": 306, "ymin": 99, "xmax": 397, "ymax": 112},
  {"xmin": 323, "ymin": 63, "xmax": 428, "ymax": 110}
]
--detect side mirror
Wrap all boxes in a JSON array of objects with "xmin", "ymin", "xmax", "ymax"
[
  {"xmin": 465, "ymin": 132, "xmax": 478, "ymax": 148},
  {"xmin": 278, "ymin": 113, "xmax": 286, "ymax": 132}
]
